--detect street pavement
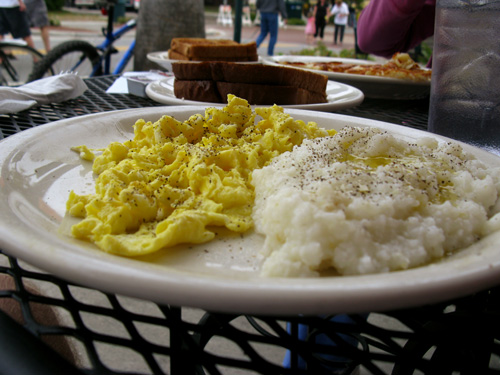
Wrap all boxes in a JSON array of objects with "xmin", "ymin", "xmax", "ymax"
[{"xmin": 29, "ymin": 9, "xmax": 360, "ymax": 72}]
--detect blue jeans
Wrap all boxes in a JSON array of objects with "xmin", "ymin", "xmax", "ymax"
[
  {"xmin": 256, "ymin": 12, "xmax": 279, "ymax": 56},
  {"xmin": 283, "ymin": 314, "xmax": 367, "ymax": 373}
]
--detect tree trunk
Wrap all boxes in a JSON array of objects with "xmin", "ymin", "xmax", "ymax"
[{"xmin": 134, "ymin": 0, "xmax": 205, "ymax": 71}]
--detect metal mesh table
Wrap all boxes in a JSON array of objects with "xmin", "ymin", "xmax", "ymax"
[{"xmin": 1, "ymin": 76, "xmax": 499, "ymax": 375}]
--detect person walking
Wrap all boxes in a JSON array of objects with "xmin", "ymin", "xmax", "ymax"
[
  {"xmin": 25, "ymin": 0, "xmax": 51, "ymax": 52},
  {"xmin": 313, "ymin": 0, "xmax": 329, "ymax": 41},
  {"xmin": 0, "ymin": 0, "xmax": 36, "ymax": 49},
  {"xmin": 255, "ymin": 0, "xmax": 287, "ymax": 56},
  {"xmin": 330, "ymin": 0, "xmax": 349, "ymax": 45},
  {"xmin": 305, "ymin": 9, "xmax": 315, "ymax": 44}
]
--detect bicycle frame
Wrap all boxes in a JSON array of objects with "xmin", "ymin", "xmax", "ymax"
[
  {"xmin": 25, "ymin": 2, "xmax": 136, "ymax": 81},
  {"xmin": 0, "ymin": 40, "xmax": 44, "ymax": 86},
  {"xmin": 0, "ymin": 46, "xmax": 18, "ymax": 83},
  {"xmin": 97, "ymin": 10, "xmax": 137, "ymax": 75}
]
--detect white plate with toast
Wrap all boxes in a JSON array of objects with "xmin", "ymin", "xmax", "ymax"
[
  {"xmin": 263, "ymin": 55, "xmax": 431, "ymax": 100},
  {"xmin": 145, "ymin": 77, "xmax": 364, "ymax": 111},
  {"xmin": 2, "ymin": 106, "xmax": 500, "ymax": 315},
  {"xmin": 147, "ymin": 50, "xmax": 262, "ymax": 72}
]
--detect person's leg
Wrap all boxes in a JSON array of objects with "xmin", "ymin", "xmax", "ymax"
[
  {"xmin": 339, "ymin": 25, "xmax": 345, "ymax": 44},
  {"xmin": 0, "ymin": 9, "xmax": 7, "ymax": 40},
  {"xmin": 334, "ymin": 24, "xmax": 339, "ymax": 44},
  {"xmin": 317, "ymin": 19, "xmax": 325, "ymax": 40},
  {"xmin": 40, "ymin": 26, "xmax": 50, "ymax": 51},
  {"xmin": 256, "ymin": 12, "xmax": 270, "ymax": 48},
  {"xmin": 26, "ymin": 0, "xmax": 51, "ymax": 52},
  {"xmin": 23, "ymin": 35, "xmax": 36, "ymax": 49},
  {"xmin": 267, "ymin": 13, "xmax": 279, "ymax": 56}
]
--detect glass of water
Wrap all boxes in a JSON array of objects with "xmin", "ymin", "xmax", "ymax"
[{"xmin": 428, "ymin": 0, "xmax": 500, "ymax": 155}]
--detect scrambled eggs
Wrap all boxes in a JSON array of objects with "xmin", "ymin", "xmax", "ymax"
[{"xmin": 66, "ymin": 95, "xmax": 335, "ymax": 256}]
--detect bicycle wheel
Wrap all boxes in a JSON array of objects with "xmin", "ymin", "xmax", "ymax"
[
  {"xmin": 28, "ymin": 40, "xmax": 102, "ymax": 82},
  {"xmin": 0, "ymin": 41, "xmax": 44, "ymax": 86}
]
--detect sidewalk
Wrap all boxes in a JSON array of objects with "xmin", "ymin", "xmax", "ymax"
[
  {"xmin": 212, "ymin": 22, "xmax": 356, "ymax": 56},
  {"xmin": 39, "ymin": 10, "xmax": 357, "ymax": 57},
  {"xmin": 203, "ymin": 10, "xmax": 357, "ymax": 56}
]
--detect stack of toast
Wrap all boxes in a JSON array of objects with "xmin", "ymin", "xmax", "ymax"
[
  {"xmin": 172, "ymin": 61, "xmax": 329, "ymax": 105},
  {"xmin": 168, "ymin": 38, "xmax": 259, "ymax": 62}
]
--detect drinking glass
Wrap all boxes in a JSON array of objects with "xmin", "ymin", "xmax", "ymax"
[{"xmin": 428, "ymin": 0, "xmax": 500, "ymax": 155}]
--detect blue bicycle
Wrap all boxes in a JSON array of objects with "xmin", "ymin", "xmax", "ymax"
[
  {"xmin": 0, "ymin": 40, "xmax": 44, "ymax": 86},
  {"xmin": 28, "ymin": 1, "xmax": 136, "ymax": 81}
]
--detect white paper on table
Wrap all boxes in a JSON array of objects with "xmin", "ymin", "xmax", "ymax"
[{"xmin": 106, "ymin": 71, "xmax": 172, "ymax": 94}]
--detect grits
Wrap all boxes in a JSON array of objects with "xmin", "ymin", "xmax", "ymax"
[
  {"xmin": 252, "ymin": 126, "xmax": 500, "ymax": 277},
  {"xmin": 66, "ymin": 95, "xmax": 335, "ymax": 256}
]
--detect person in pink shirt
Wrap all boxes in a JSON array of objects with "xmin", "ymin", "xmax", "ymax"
[
  {"xmin": 357, "ymin": 0, "xmax": 435, "ymax": 64},
  {"xmin": 305, "ymin": 9, "xmax": 316, "ymax": 44}
]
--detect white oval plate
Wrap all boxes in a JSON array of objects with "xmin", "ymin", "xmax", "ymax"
[
  {"xmin": 1, "ymin": 107, "xmax": 500, "ymax": 315},
  {"xmin": 147, "ymin": 50, "xmax": 262, "ymax": 71},
  {"xmin": 263, "ymin": 55, "xmax": 431, "ymax": 100},
  {"xmin": 146, "ymin": 77, "xmax": 364, "ymax": 112}
]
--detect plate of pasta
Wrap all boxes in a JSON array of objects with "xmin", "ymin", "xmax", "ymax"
[{"xmin": 263, "ymin": 53, "xmax": 431, "ymax": 100}]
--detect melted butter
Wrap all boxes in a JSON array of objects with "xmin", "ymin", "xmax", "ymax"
[
  {"xmin": 334, "ymin": 152, "xmax": 460, "ymax": 205},
  {"xmin": 341, "ymin": 154, "xmax": 394, "ymax": 169},
  {"xmin": 437, "ymin": 183, "xmax": 457, "ymax": 204}
]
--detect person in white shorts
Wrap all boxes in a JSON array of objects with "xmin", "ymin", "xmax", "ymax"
[{"xmin": 0, "ymin": 0, "xmax": 36, "ymax": 49}]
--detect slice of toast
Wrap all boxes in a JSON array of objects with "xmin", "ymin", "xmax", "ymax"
[
  {"xmin": 173, "ymin": 79, "xmax": 327, "ymax": 105},
  {"xmin": 171, "ymin": 38, "xmax": 238, "ymax": 56},
  {"xmin": 171, "ymin": 62, "xmax": 328, "ymax": 95},
  {"xmin": 168, "ymin": 50, "xmax": 190, "ymax": 60},
  {"xmin": 184, "ymin": 42, "xmax": 258, "ymax": 59},
  {"xmin": 173, "ymin": 80, "xmax": 222, "ymax": 103},
  {"xmin": 215, "ymin": 62, "xmax": 328, "ymax": 94},
  {"xmin": 171, "ymin": 61, "xmax": 213, "ymax": 79},
  {"xmin": 169, "ymin": 50, "xmax": 258, "ymax": 62},
  {"xmin": 170, "ymin": 38, "xmax": 258, "ymax": 61},
  {"xmin": 216, "ymin": 82, "xmax": 327, "ymax": 105}
]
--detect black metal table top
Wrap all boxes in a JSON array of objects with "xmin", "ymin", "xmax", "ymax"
[{"xmin": 1, "ymin": 76, "xmax": 499, "ymax": 375}]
